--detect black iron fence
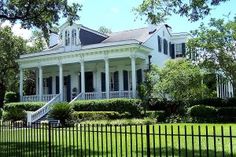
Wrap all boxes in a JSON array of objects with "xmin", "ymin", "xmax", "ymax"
[{"xmin": 0, "ymin": 122, "xmax": 236, "ymax": 157}]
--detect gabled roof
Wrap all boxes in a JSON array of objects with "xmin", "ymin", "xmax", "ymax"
[{"xmin": 102, "ymin": 25, "xmax": 163, "ymax": 43}]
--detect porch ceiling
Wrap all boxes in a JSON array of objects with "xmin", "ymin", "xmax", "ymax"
[{"xmin": 17, "ymin": 42, "xmax": 151, "ymax": 69}]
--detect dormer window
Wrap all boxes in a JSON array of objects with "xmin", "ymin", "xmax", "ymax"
[
  {"xmin": 65, "ymin": 30, "xmax": 70, "ymax": 46},
  {"xmin": 72, "ymin": 29, "xmax": 77, "ymax": 45}
]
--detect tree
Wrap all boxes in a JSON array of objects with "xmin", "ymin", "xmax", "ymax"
[
  {"xmin": 138, "ymin": 65, "xmax": 159, "ymax": 114},
  {"xmin": 187, "ymin": 17, "xmax": 236, "ymax": 96},
  {"xmin": 0, "ymin": 27, "xmax": 27, "ymax": 107},
  {"xmin": 155, "ymin": 59, "xmax": 210, "ymax": 101},
  {"xmin": 98, "ymin": 26, "xmax": 112, "ymax": 34},
  {"xmin": 134, "ymin": 0, "xmax": 229, "ymax": 24},
  {"xmin": 0, "ymin": 0, "xmax": 82, "ymax": 38}
]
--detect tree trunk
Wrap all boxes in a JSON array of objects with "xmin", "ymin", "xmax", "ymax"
[{"xmin": 0, "ymin": 83, "xmax": 6, "ymax": 108}]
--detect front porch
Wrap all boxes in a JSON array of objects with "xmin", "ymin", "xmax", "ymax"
[{"xmin": 19, "ymin": 57, "xmax": 146, "ymax": 103}]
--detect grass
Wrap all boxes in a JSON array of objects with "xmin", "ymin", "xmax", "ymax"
[{"xmin": 0, "ymin": 123, "xmax": 236, "ymax": 157}]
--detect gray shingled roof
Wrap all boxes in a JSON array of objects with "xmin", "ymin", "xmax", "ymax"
[{"xmin": 102, "ymin": 25, "xmax": 163, "ymax": 43}]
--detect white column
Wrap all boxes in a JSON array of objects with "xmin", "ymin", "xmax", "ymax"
[
  {"xmin": 35, "ymin": 69, "xmax": 39, "ymax": 95},
  {"xmin": 39, "ymin": 66, "xmax": 43, "ymax": 101},
  {"xmin": 216, "ymin": 75, "xmax": 219, "ymax": 98},
  {"xmin": 81, "ymin": 61, "xmax": 85, "ymax": 95},
  {"xmin": 52, "ymin": 75, "xmax": 56, "ymax": 94},
  {"xmin": 19, "ymin": 68, "xmax": 24, "ymax": 101},
  {"xmin": 131, "ymin": 57, "xmax": 137, "ymax": 98},
  {"xmin": 59, "ymin": 64, "xmax": 63, "ymax": 101},
  {"xmin": 105, "ymin": 58, "xmax": 109, "ymax": 99},
  {"xmin": 119, "ymin": 69, "xmax": 124, "ymax": 91}
]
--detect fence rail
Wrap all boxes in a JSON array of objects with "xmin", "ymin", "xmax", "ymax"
[{"xmin": 0, "ymin": 123, "xmax": 235, "ymax": 157}]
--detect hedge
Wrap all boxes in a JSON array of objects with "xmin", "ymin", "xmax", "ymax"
[
  {"xmin": 187, "ymin": 105, "xmax": 217, "ymax": 119},
  {"xmin": 4, "ymin": 102, "xmax": 45, "ymax": 111},
  {"xmin": 71, "ymin": 98, "xmax": 142, "ymax": 116},
  {"xmin": 72, "ymin": 111, "xmax": 131, "ymax": 121},
  {"xmin": 4, "ymin": 91, "xmax": 19, "ymax": 103},
  {"xmin": 145, "ymin": 111, "xmax": 166, "ymax": 122}
]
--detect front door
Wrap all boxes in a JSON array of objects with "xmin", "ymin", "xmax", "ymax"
[
  {"xmin": 85, "ymin": 72, "xmax": 93, "ymax": 92},
  {"xmin": 64, "ymin": 75, "xmax": 71, "ymax": 102}
]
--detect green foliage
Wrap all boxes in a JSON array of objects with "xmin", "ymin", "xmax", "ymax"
[
  {"xmin": 188, "ymin": 105, "xmax": 217, "ymax": 119},
  {"xmin": 71, "ymin": 99, "xmax": 142, "ymax": 116},
  {"xmin": 80, "ymin": 118, "xmax": 156, "ymax": 125},
  {"xmin": 134, "ymin": 0, "xmax": 227, "ymax": 24},
  {"xmin": 217, "ymin": 107, "xmax": 236, "ymax": 118},
  {"xmin": 188, "ymin": 17, "xmax": 236, "ymax": 96},
  {"xmin": 0, "ymin": 108, "xmax": 3, "ymax": 119},
  {"xmin": 4, "ymin": 91, "xmax": 19, "ymax": 103},
  {"xmin": 3, "ymin": 108, "xmax": 26, "ymax": 122},
  {"xmin": 156, "ymin": 59, "xmax": 211, "ymax": 101},
  {"xmin": 145, "ymin": 111, "xmax": 166, "ymax": 122},
  {"xmin": 4, "ymin": 102, "xmax": 44, "ymax": 111},
  {"xmin": 98, "ymin": 26, "xmax": 112, "ymax": 34},
  {"xmin": 49, "ymin": 102, "xmax": 73, "ymax": 126},
  {"xmin": 0, "ymin": 27, "xmax": 27, "ymax": 107},
  {"xmin": 72, "ymin": 111, "xmax": 131, "ymax": 122},
  {"xmin": 0, "ymin": 0, "xmax": 82, "ymax": 39}
]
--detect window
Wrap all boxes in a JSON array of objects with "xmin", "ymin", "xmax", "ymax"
[
  {"xmin": 65, "ymin": 30, "xmax": 70, "ymax": 46},
  {"xmin": 72, "ymin": 29, "xmax": 77, "ymax": 45},
  {"xmin": 175, "ymin": 44, "xmax": 182, "ymax": 55},
  {"xmin": 163, "ymin": 39, "xmax": 168, "ymax": 55},
  {"xmin": 158, "ymin": 36, "xmax": 162, "ymax": 52}
]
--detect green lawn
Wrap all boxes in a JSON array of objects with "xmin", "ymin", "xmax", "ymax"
[{"xmin": 0, "ymin": 123, "xmax": 236, "ymax": 157}]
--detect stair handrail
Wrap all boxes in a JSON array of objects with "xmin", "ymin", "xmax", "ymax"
[
  {"xmin": 69, "ymin": 92, "xmax": 83, "ymax": 104},
  {"xmin": 27, "ymin": 94, "xmax": 61, "ymax": 124}
]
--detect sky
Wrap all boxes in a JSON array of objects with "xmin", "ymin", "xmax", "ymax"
[
  {"xmin": 66, "ymin": 0, "xmax": 236, "ymax": 33},
  {"xmin": 1, "ymin": 0, "xmax": 236, "ymax": 40}
]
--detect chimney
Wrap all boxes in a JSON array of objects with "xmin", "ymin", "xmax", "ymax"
[
  {"xmin": 49, "ymin": 30, "xmax": 59, "ymax": 48},
  {"xmin": 148, "ymin": 24, "xmax": 156, "ymax": 34}
]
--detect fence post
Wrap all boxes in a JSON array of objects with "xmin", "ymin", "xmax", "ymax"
[
  {"xmin": 146, "ymin": 124, "xmax": 151, "ymax": 157},
  {"xmin": 48, "ymin": 122, "xmax": 52, "ymax": 157}
]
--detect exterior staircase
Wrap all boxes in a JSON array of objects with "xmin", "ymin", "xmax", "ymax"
[{"xmin": 27, "ymin": 94, "xmax": 61, "ymax": 126}]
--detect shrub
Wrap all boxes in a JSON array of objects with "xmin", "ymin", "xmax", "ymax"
[
  {"xmin": 72, "ymin": 111, "xmax": 131, "ymax": 121},
  {"xmin": 217, "ymin": 107, "xmax": 236, "ymax": 118},
  {"xmin": 147, "ymin": 100, "xmax": 187, "ymax": 115},
  {"xmin": 0, "ymin": 108, "xmax": 3, "ymax": 119},
  {"xmin": 49, "ymin": 102, "xmax": 73, "ymax": 126},
  {"xmin": 187, "ymin": 105, "xmax": 217, "ymax": 119},
  {"xmin": 4, "ymin": 91, "xmax": 19, "ymax": 103},
  {"xmin": 3, "ymin": 108, "xmax": 26, "ymax": 122},
  {"xmin": 189, "ymin": 98, "xmax": 226, "ymax": 107},
  {"xmin": 80, "ymin": 118, "xmax": 156, "ymax": 125},
  {"xmin": 71, "ymin": 99, "xmax": 142, "ymax": 116},
  {"xmin": 4, "ymin": 102, "xmax": 45, "ymax": 111},
  {"xmin": 145, "ymin": 111, "xmax": 166, "ymax": 122},
  {"xmin": 227, "ymin": 97, "xmax": 236, "ymax": 107}
]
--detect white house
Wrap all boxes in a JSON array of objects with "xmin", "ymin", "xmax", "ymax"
[{"xmin": 17, "ymin": 22, "xmax": 191, "ymax": 123}]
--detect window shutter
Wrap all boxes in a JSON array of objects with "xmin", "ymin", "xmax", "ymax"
[
  {"xmin": 169, "ymin": 42, "xmax": 172, "ymax": 57},
  {"xmin": 136, "ymin": 69, "xmax": 142, "ymax": 85},
  {"xmin": 123, "ymin": 70, "xmax": 128, "ymax": 91},
  {"xmin": 66, "ymin": 75, "xmax": 71, "ymax": 102},
  {"xmin": 163, "ymin": 39, "xmax": 168, "ymax": 54},
  {"xmin": 48, "ymin": 77, "xmax": 52, "ymax": 94},
  {"xmin": 56, "ymin": 76, "xmax": 59, "ymax": 94},
  {"xmin": 158, "ymin": 36, "xmax": 162, "ymax": 52},
  {"xmin": 182, "ymin": 43, "xmax": 186, "ymax": 57},
  {"xmin": 114, "ymin": 71, "xmax": 119, "ymax": 91},
  {"xmin": 101, "ymin": 72, "xmax": 106, "ymax": 92},
  {"xmin": 171, "ymin": 44, "xmax": 175, "ymax": 59}
]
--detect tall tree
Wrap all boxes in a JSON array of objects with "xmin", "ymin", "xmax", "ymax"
[
  {"xmin": 0, "ymin": 27, "xmax": 27, "ymax": 107},
  {"xmin": 98, "ymin": 26, "xmax": 112, "ymax": 34},
  {"xmin": 0, "ymin": 0, "xmax": 82, "ymax": 38},
  {"xmin": 155, "ymin": 59, "xmax": 211, "ymax": 101},
  {"xmin": 134, "ymin": 0, "xmax": 229, "ymax": 24},
  {"xmin": 187, "ymin": 17, "xmax": 236, "ymax": 96}
]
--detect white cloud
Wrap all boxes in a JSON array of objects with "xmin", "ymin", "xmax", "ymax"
[{"xmin": 0, "ymin": 21, "xmax": 32, "ymax": 40}]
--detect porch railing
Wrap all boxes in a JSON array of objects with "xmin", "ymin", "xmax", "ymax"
[
  {"xmin": 27, "ymin": 94, "xmax": 61, "ymax": 125},
  {"xmin": 22, "ymin": 94, "xmax": 58, "ymax": 102},
  {"xmin": 70, "ymin": 91, "xmax": 133, "ymax": 103}
]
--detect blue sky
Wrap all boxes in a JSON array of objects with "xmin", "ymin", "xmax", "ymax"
[{"xmin": 66, "ymin": 0, "xmax": 236, "ymax": 33}]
